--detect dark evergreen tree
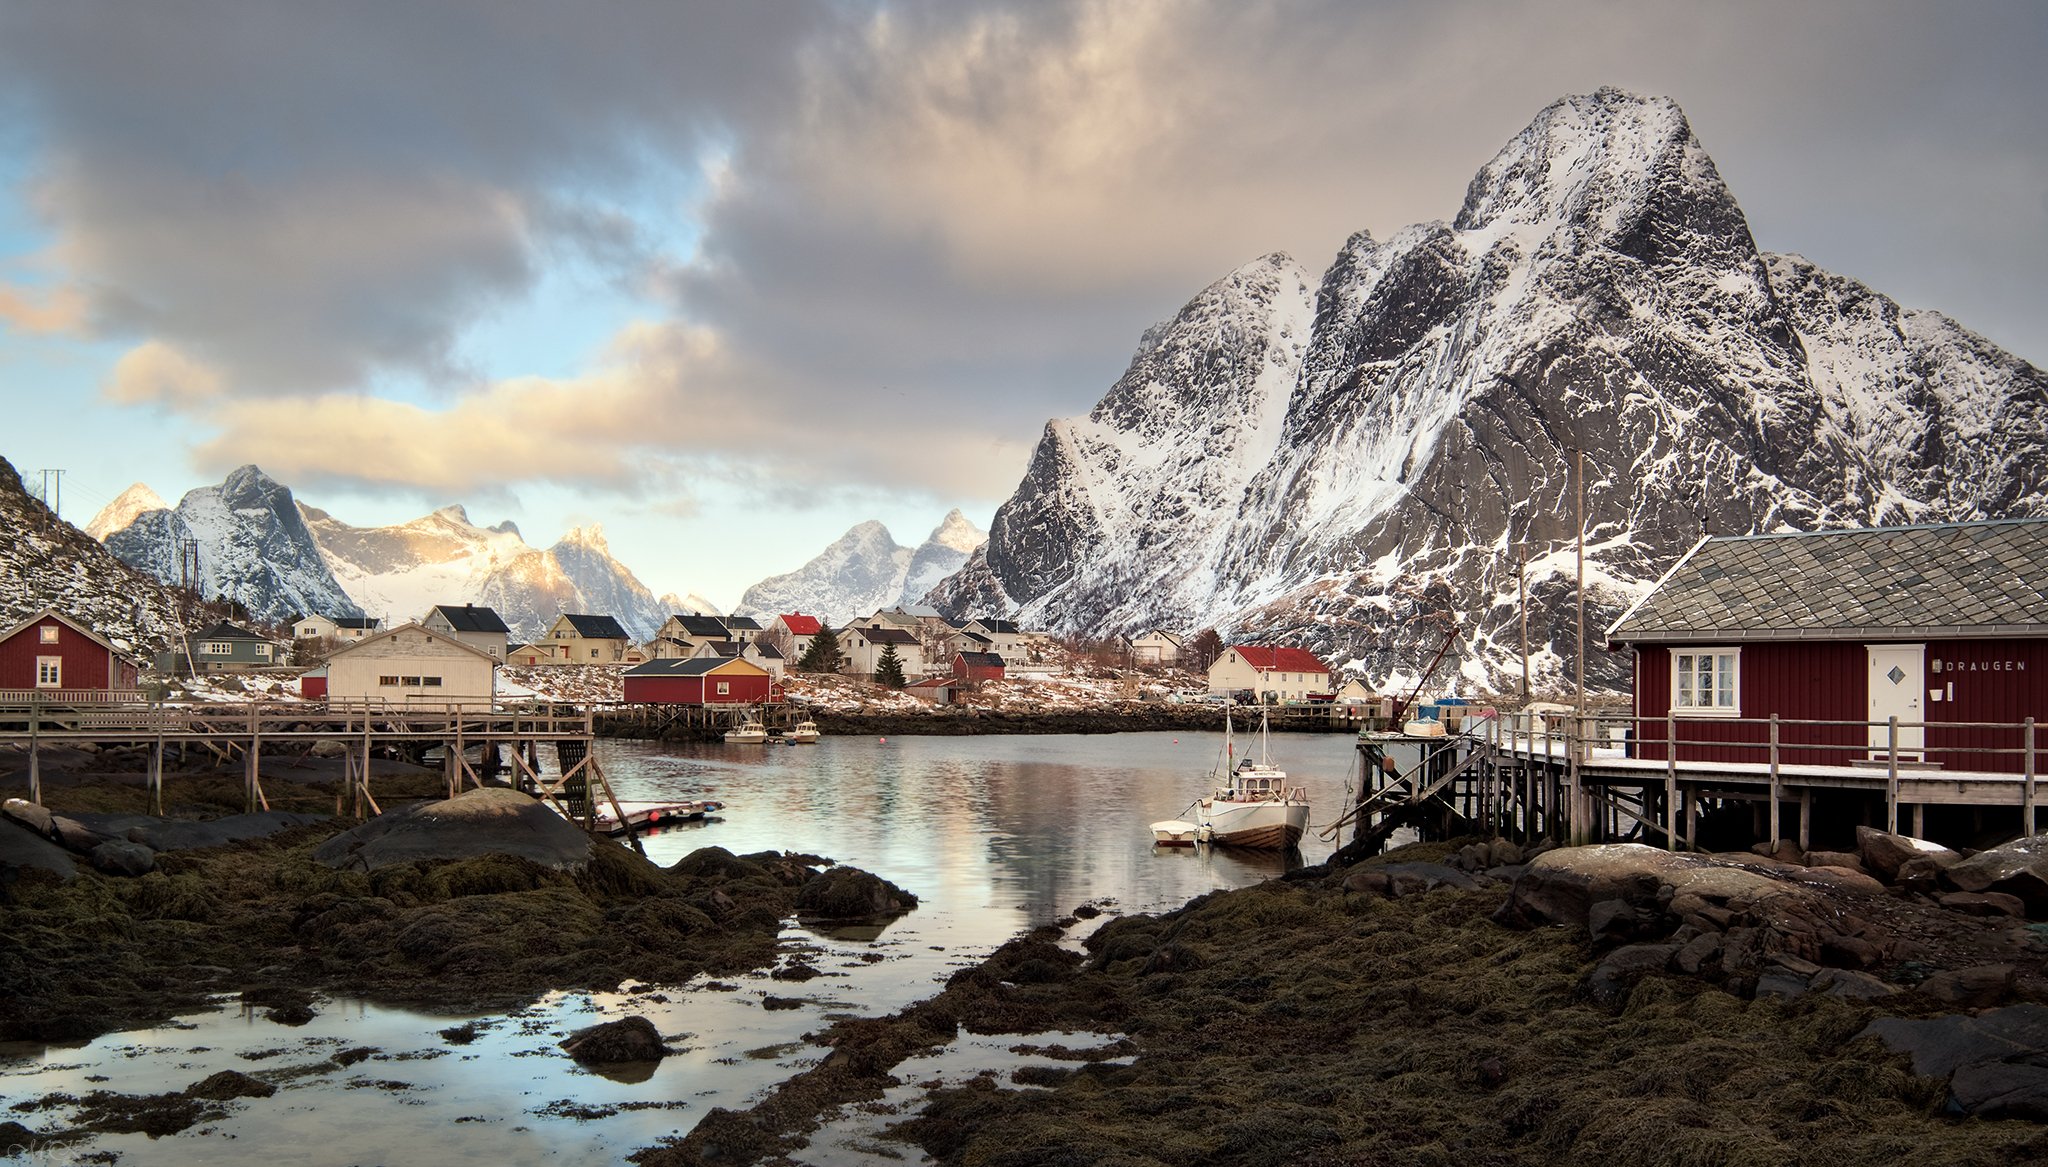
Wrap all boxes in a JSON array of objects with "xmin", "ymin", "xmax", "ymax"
[
  {"xmin": 796, "ymin": 626, "xmax": 843, "ymax": 673},
  {"xmin": 875, "ymin": 642, "xmax": 907, "ymax": 689}
]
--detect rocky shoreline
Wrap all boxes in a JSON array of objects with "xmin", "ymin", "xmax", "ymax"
[{"xmin": 633, "ymin": 832, "xmax": 2048, "ymax": 1166}]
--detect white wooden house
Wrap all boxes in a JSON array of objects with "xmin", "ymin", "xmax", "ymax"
[{"xmin": 305, "ymin": 623, "xmax": 497, "ymax": 706}]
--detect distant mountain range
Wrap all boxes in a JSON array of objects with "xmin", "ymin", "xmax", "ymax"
[
  {"xmin": 91, "ymin": 467, "xmax": 714, "ymax": 641},
  {"xmin": 931, "ymin": 87, "xmax": 2047, "ymax": 692},
  {"xmin": 734, "ymin": 510, "xmax": 988, "ymax": 625}
]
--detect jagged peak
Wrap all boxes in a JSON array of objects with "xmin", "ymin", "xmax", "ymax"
[
  {"xmin": 926, "ymin": 509, "xmax": 988, "ymax": 553},
  {"xmin": 431, "ymin": 503, "xmax": 472, "ymax": 525},
  {"xmin": 553, "ymin": 523, "xmax": 609, "ymax": 553},
  {"xmin": 1453, "ymin": 87, "xmax": 1717, "ymax": 239},
  {"xmin": 86, "ymin": 482, "xmax": 168, "ymax": 540}
]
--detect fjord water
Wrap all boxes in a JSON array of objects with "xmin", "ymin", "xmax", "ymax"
[{"xmin": 0, "ymin": 730, "xmax": 1369, "ymax": 1164}]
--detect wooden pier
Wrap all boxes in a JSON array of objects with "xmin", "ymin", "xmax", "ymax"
[
  {"xmin": 1335, "ymin": 710, "xmax": 2043, "ymax": 856},
  {"xmin": 0, "ymin": 695, "xmax": 643, "ymax": 837}
]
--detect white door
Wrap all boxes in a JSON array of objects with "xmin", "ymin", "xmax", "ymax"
[{"xmin": 1866, "ymin": 644, "xmax": 1925, "ymax": 760}]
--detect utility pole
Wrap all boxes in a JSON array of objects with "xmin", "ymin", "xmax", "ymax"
[
  {"xmin": 35, "ymin": 469, "xmax": 64, "ymax": 518},
  {"xmin": 1518, "ymin": 546, "xmax": 1529, "ymax": 700},
  {"xmin": 1574, "ymin": 447, "xmax": 1586, "ymax": 722}
]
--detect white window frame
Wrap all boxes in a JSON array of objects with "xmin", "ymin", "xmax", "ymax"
[
  {"xmin": 39, "ymin": 625, "xmax": 59, "ymax": 644},
  {"xmin": 200, "ymin": 641, "xmax": 232, "ymax": 656},
  {"xmin": 1672, "ymin": 647, "xmax": 1740, "ymax": 718},
  {"xmin": 35, "ymin": 656, "xmax": 61, "ymax": 688}
]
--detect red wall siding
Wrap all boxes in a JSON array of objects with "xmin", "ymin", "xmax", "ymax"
[
  {"xmin": 0, "ymin": 618, "xmax": 115, "ymax": 691},
  {"xmin": 1632, "ymin": 638, "xmax": 2048, "ymax": 773},
  {"xmin": 1927, "ymin": 639, "xmax": 2048, "ymax": 774},
  {"xmin": 301, "ymin": 675, "xmax": 328, "ymax": 699},
  {"xmin": 623, "ymin": 671, "xmax": 772, "ymax": 705}
]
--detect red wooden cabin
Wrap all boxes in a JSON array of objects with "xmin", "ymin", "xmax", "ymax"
[
  {"xmin": 623, "ymin": 657, "xmax": 779, "ymax": 705},
  {"xmin": 953, "ymin": 651, "xmax": 1006, "ymax": 683},
  {"xmin": 0, "ymin": 609, "xmax": 140, "ymax": 699},
  {"xmin": 1607, "ymin": 519, "xmax": 2048, "ymax": 774}
]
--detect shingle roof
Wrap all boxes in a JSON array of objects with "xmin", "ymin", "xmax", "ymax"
[
  {"xmin": 626, "ymin": 657, "xmax": 763, "ymax": 677},
  {"xmin": 561, "ymin": 613, "xmax": 631, "ymax": 640},
  {"xmin": 1230, "ymin": 645, "xmax": 1330, "ymax": 673},
  {"xmin": 1607, "ymin": 518, "xmax": 2048, "ymax": 644},
  {"xmin": 432, "ymin": 605, "xmax": 510, "ymax": 634},
  {"xmin": 673, "ymin": 615, "xmax": 730, "ymax": 638}
]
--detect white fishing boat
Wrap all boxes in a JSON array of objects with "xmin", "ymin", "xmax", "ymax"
[
  {"xmin": 724, "ymin": 717, "xmax": 770, "ymax": 744},
  {"xmin": 1164, "ymin": 705, "xmax": 1311, "ymax": 850},
  {"xmin": 782, "ymin": 719, "xmax": 820, "ymax": 743},
  {"xmin": 1150, "ymin": 819, "xmax": 1203, "ymax": 847}
]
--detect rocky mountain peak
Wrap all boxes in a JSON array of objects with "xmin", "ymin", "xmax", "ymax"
[{"xmin": 85, "ymin": 482, "xmax": 168, "ymax": 541}]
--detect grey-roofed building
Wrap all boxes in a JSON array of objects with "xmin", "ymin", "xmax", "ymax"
[
  {"xmin": 1606, "ymin": 518, "xmax": 2048, "ymax": 773},
  {"xmin": 155, "ymin": 620, "xmax": 280, "ymax": 674},
  {"xmin": 545, "ymin": 613, "xmax": 635, "ymax": 664},
  {"xmin": 424, "ymin": 604, "xmax": 512, "ymax": 660}
]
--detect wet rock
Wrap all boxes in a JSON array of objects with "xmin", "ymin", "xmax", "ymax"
[
  {"xmin": 1796, "ymin": 866, "xmax": 1887, "ymax": 895},
  {"xmin": 1379, "ymin": 862, "xmax": 1480, "ymax": 898},
  {"xmin": 0, "ymin": 816, "xmax": 76, "ymax": 880},
  {"xmin": 1939, "ymin": 891, "xmax": 2027, "ymax": 918},
  {"xmin": 186, "ymin": 1070, "xmax": 276, "ymax": 1101},
  {"xmin": 90, "ymin": 840, "xmax": 156, "ymax": 876},
  {"xmin": 1811, "ymin": 968, "xmax": 1899, "ymax": 999},
  {"xmin": 52, "ymin": 814, "xmax": 127, "ymax": 853},
  {"xmin": 794, "ymin": 867, "xmax": 918, "ymax": 919},
  {"xmin": 1749, "ymin": 839, "xmax": 1802, "ymax": 864},
  {"xmin": 313, "ymin": 788, "xmax": 593, "ymax": 873},
  {"xmin": 1583, "ymin": 943, "xmax": 1678, "ymax": 1005},
  {"xmin": 667, "ymin": 847, "xmax": 769, "ymax": 882},
  {"xmin": 1856, "ymin": 826, "xmax": 1960, "ymax": 882},
  {"xmin": 1896, "ymin": 855, "xmax": 1951, "ymax": 894},
  {"xmin": 1946, "ymin": 836, "xmax": 2048, "ymax": 913},
  {"xmin": 1674, "ymin": 931, "xmax": 1723, "ymax": 975},
  {"xmin": 1, "ymin": 797, "xmax": 55, "ymax": 837},
  {"xmin": 1496, "ymin": 844, "xmax": 1813, "ymax": 935},
  {"xmin": 1802, "ymin": 849, "xmax": 1863, "ymax": 872},
  {"xmin": 1488, "ymin": 838, "xmax": 1525, "ymax": 867},
  {"xmin": 1587, "ymin": 899, "xmax": 1642, "ymax": 941},
  {"xmin": 560, "ymin": 1015, "xmax": 667, "ymax": 1064},
  {"xmin": 1820, "ymin": 931, "xmax": 1881, "ymax": 969},
  {"xmin": 1754, "ymin": 970, "xmax": 1813, "ymax": 999},
  {"xmin": 1918, "ymin": 964, "xmax": 2017, "ymax": 1009},
  {"xmin": 1861, "ymin": 1004, "xmax": 2048, "ymax": 1118},
  {"xmin": 308, "ymin": 739, "xmax": 349, "ymax": 758},
  {"xmin": 1341, "ymin": 870, "xmax": 1390, "ymax": 897}
]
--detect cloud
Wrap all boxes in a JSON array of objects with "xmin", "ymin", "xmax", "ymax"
[
  {"xmin": 105, "ymin": 340, "xmax": 225, "ymax": 406},
  {"xmin": 0, "ymin": 282, "xmax": 86, "ymax": 335}
]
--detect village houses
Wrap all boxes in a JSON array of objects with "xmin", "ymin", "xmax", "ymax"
[
  {"xmin": 0, "ymin": 608, "xmax": 141, "ymax": 698},
  {"xmin": 545, "ymin": 613, "xmax": 634, "ymax": 664},
  {"xmin": 423, "ymin": 604, "xmax": 511, "ymax": 661},
  {"xmin": 1206, "ymin": 644, "xmax": 1334, "ymax": 703},
  {"xmin": 300, "ymin": 622, "xmax": 497, "ymax": 707}
]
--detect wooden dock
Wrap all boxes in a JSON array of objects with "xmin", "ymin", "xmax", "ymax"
[
  {"xmin": 1335, "ymin": 710, "xmax": 2043, "ymax": 856},
  {"xmin": 0, "ymin": 696, "xmax": 645, "ymax": 838}
]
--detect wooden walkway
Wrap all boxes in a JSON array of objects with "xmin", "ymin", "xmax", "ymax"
[
  {"xmin": 1336, "ymin": 711, "xmax": 2043, "ymax": 855},
  {"xmin": 0, "ymin": 697, "xmax": 641, "ymax": 837}
]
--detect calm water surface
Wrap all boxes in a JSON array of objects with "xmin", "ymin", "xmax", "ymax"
[{"xmin": 1, "ymin": 730, "xmax": 1371, "ymax": 1165}]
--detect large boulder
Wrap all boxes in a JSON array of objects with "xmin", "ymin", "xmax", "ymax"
[
  {"xmin": 90, "ymin": 840, "xmax": 157, "ymax": 876},
  {"xmin": 1, "ymin": 797, "xmax": 56, "ymax": 838},
  {"xmin": 1495, "ymin": 844, "xmax": 1817, "ymax": 934},
  {"xmin": 1945, "ymin": 836, "xmax": 2048, "ymax": 913},
  {"xmin": 1860, "ymin": 1004, "xmax": 2048, "ymax": 1119},
  {"xmin": 313, "ymin": 788, "xmax": 594, "ymax": 873},
  {"xmin": 794, "ymin": 867, "xmax": 918, "ymax": 919},
  {"xmin": 1855, "ymin": 826, "xmax": 1960, "ymax": 882},
  {"xmin": 0, "ymin": 816, "xmax": 76, "ymax": 880},
  {"xmin": 560, "ymin": 1015, "xmax": 668, "ymax": 1064}
]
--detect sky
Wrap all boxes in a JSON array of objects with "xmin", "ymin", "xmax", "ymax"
[{"xmin": 0, "ymin": 1, "xmax": 2042, "ymax": 613}]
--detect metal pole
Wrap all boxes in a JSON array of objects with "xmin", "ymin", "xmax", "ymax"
[
  {"xmin": 1518, "ymin": 548, "xmax": 1529, "ymax": 700},
  {"xmin": 2026, "ymin": 717, "xmax": 2037, "ymax": 838},
  {"xmin": 1886, "ymin": 716, "xmax": 1900, "ymax": 835},
  {"xmin": 1573, "ymin": 448, "xmax": 1586, "ymax": 730},
  {"xmin": 1665, "ymin": 711, "xmax": 1678, "ymax": 850},
  {"xmin": 1768, "ymin": 714, "xmax": 1781, "ymax": 846}
]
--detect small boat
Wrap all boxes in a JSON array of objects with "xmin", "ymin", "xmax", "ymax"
[
  {"xmin": 1150, "ymin": 819, "xmax": 1204, "ymax": 847},
  {"xmin": 591, "ymin": 799, "xmax": 724, "ymax": 836},
  {"xmin": 1403, "ymin": 718, "xmax": 1447, "ymax": 738},
  {"xmin": 782, "ymin": 719, "xmax": 820, "ymax": 743},
  {"xmin": 1169, "ymin": 705, "xmax": 1311, "ymax": 850},
  {"xmin": 724, "ymin": 717, "xmax": 770, "ymax": 744}
]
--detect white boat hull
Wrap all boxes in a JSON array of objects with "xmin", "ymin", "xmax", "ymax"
[
  {"xmin": 1197, "ymin": 798, "xmax": 1308, "ymax": 850},
  {"xmin": 1150, "ymin": 819, "xmax": 1203, "ymax": 847},
  {"xmin": 724, "ymin": 728, "xmax": 769, "ymax": 743}
]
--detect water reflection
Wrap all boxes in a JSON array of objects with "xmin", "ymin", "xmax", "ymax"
[{"xmin": 1, "ymin": 730, "xmax": 1370, "ymax": 1165}]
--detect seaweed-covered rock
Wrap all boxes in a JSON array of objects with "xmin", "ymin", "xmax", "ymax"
[
  {"xmin": 186, "ymin": 1070, "xmax": 276, "ymax": 1101},
  {"xmin": 90, "ymin": 840, "xmax": 156, "ymax": 876},
  {"xmin": 1496, "ymin": 844, "xmax": 1810, "ymax": 935},
  {"xmin": 560, "ymin": 1015, "xmax": 667, "ymax": 1064},
  {"xmin": 1861, "ymin": 1004, "xmax": 2048, "ymax": 1118},
  {"xmin": 128, "ymin": 812, "xmax": 327, "ymax": 852},
  {"xmin": 794, "ymin": 867, "xmax": 918, "ymax": 919},
  {"xmin": 667, "ymin": 846, "xmax": 769, "ymax": 882},
  {"xmin": 313, "ymin": 788, "xmax": 593, "ymax": 872}
]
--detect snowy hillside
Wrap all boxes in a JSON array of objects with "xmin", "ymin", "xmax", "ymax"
[
  {"xmin": 932, "ymin": 88, "xmax": 2047, "ymax": 693},
  {"xmin": 102, "ymin": 466, "xmax": 363, "ymax": 627},
  {"xmin": 0, "ymin": 455, "xmax": 189, "ymax": 651},
  {"xmin": 736, "ymin": 511, "xmax": 988, "ymax": 625}
]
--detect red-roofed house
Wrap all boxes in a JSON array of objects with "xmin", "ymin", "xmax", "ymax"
[
  {"xmin": 766, "ymin": 613, "xmax": 823, "ymax": 662},
  {"xmin": 1207, "ymin": 645, "xmax": 1333, "ymax": 703}
]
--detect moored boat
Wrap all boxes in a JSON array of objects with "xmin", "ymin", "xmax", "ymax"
[
  {"xmin": 782, "ymin": 719, "xmax": 820, "ymax": 743},
  {"xmin": 1167, "ymin": 705, "xmax": 1311, "ymax": 850},
  {"xmin": 724, "ymin": 717, "xmax": 770, "ymax": 744},
  {"xmin": 1150, "ymin": 819, "xmax": 1203, "ymax": 847}
]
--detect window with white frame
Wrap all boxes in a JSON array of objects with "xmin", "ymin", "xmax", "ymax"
[
  {"xmin": 36, "ymin": 657, "xmax": 61, "ymax": 688},
  {"xmin": 1672, "ymin": 648, "xmax": 1740, "ymax": 716},
  {"xmin": 40, "ymin": 625, "xmax": 59, "ymax": 643},
  {"xmin": 201, "ymin": 641, "xmax": 231, "ymax": 655}
]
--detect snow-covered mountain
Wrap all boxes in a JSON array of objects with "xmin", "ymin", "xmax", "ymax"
[
  {"xmin": 2, "ymin": 455, "xmax": 196, "ymax": 652},
  {"xmin": 300, "ymin": 506, "xmax": 711, "ymax": 643},
  {"xmin": 735, "ymin": 511, "xmax": 988, "ymax": 625},
  {"xmin": 931, "ymin": 88, "xmax": 2048, "ymax": 693},
  {"xmin": 85, "ymin": 483, "xmax": 166, "ymax": 541},
  {"xmin": 102, "ymin": 466, "xmax": 363, "ymax": 628}
]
